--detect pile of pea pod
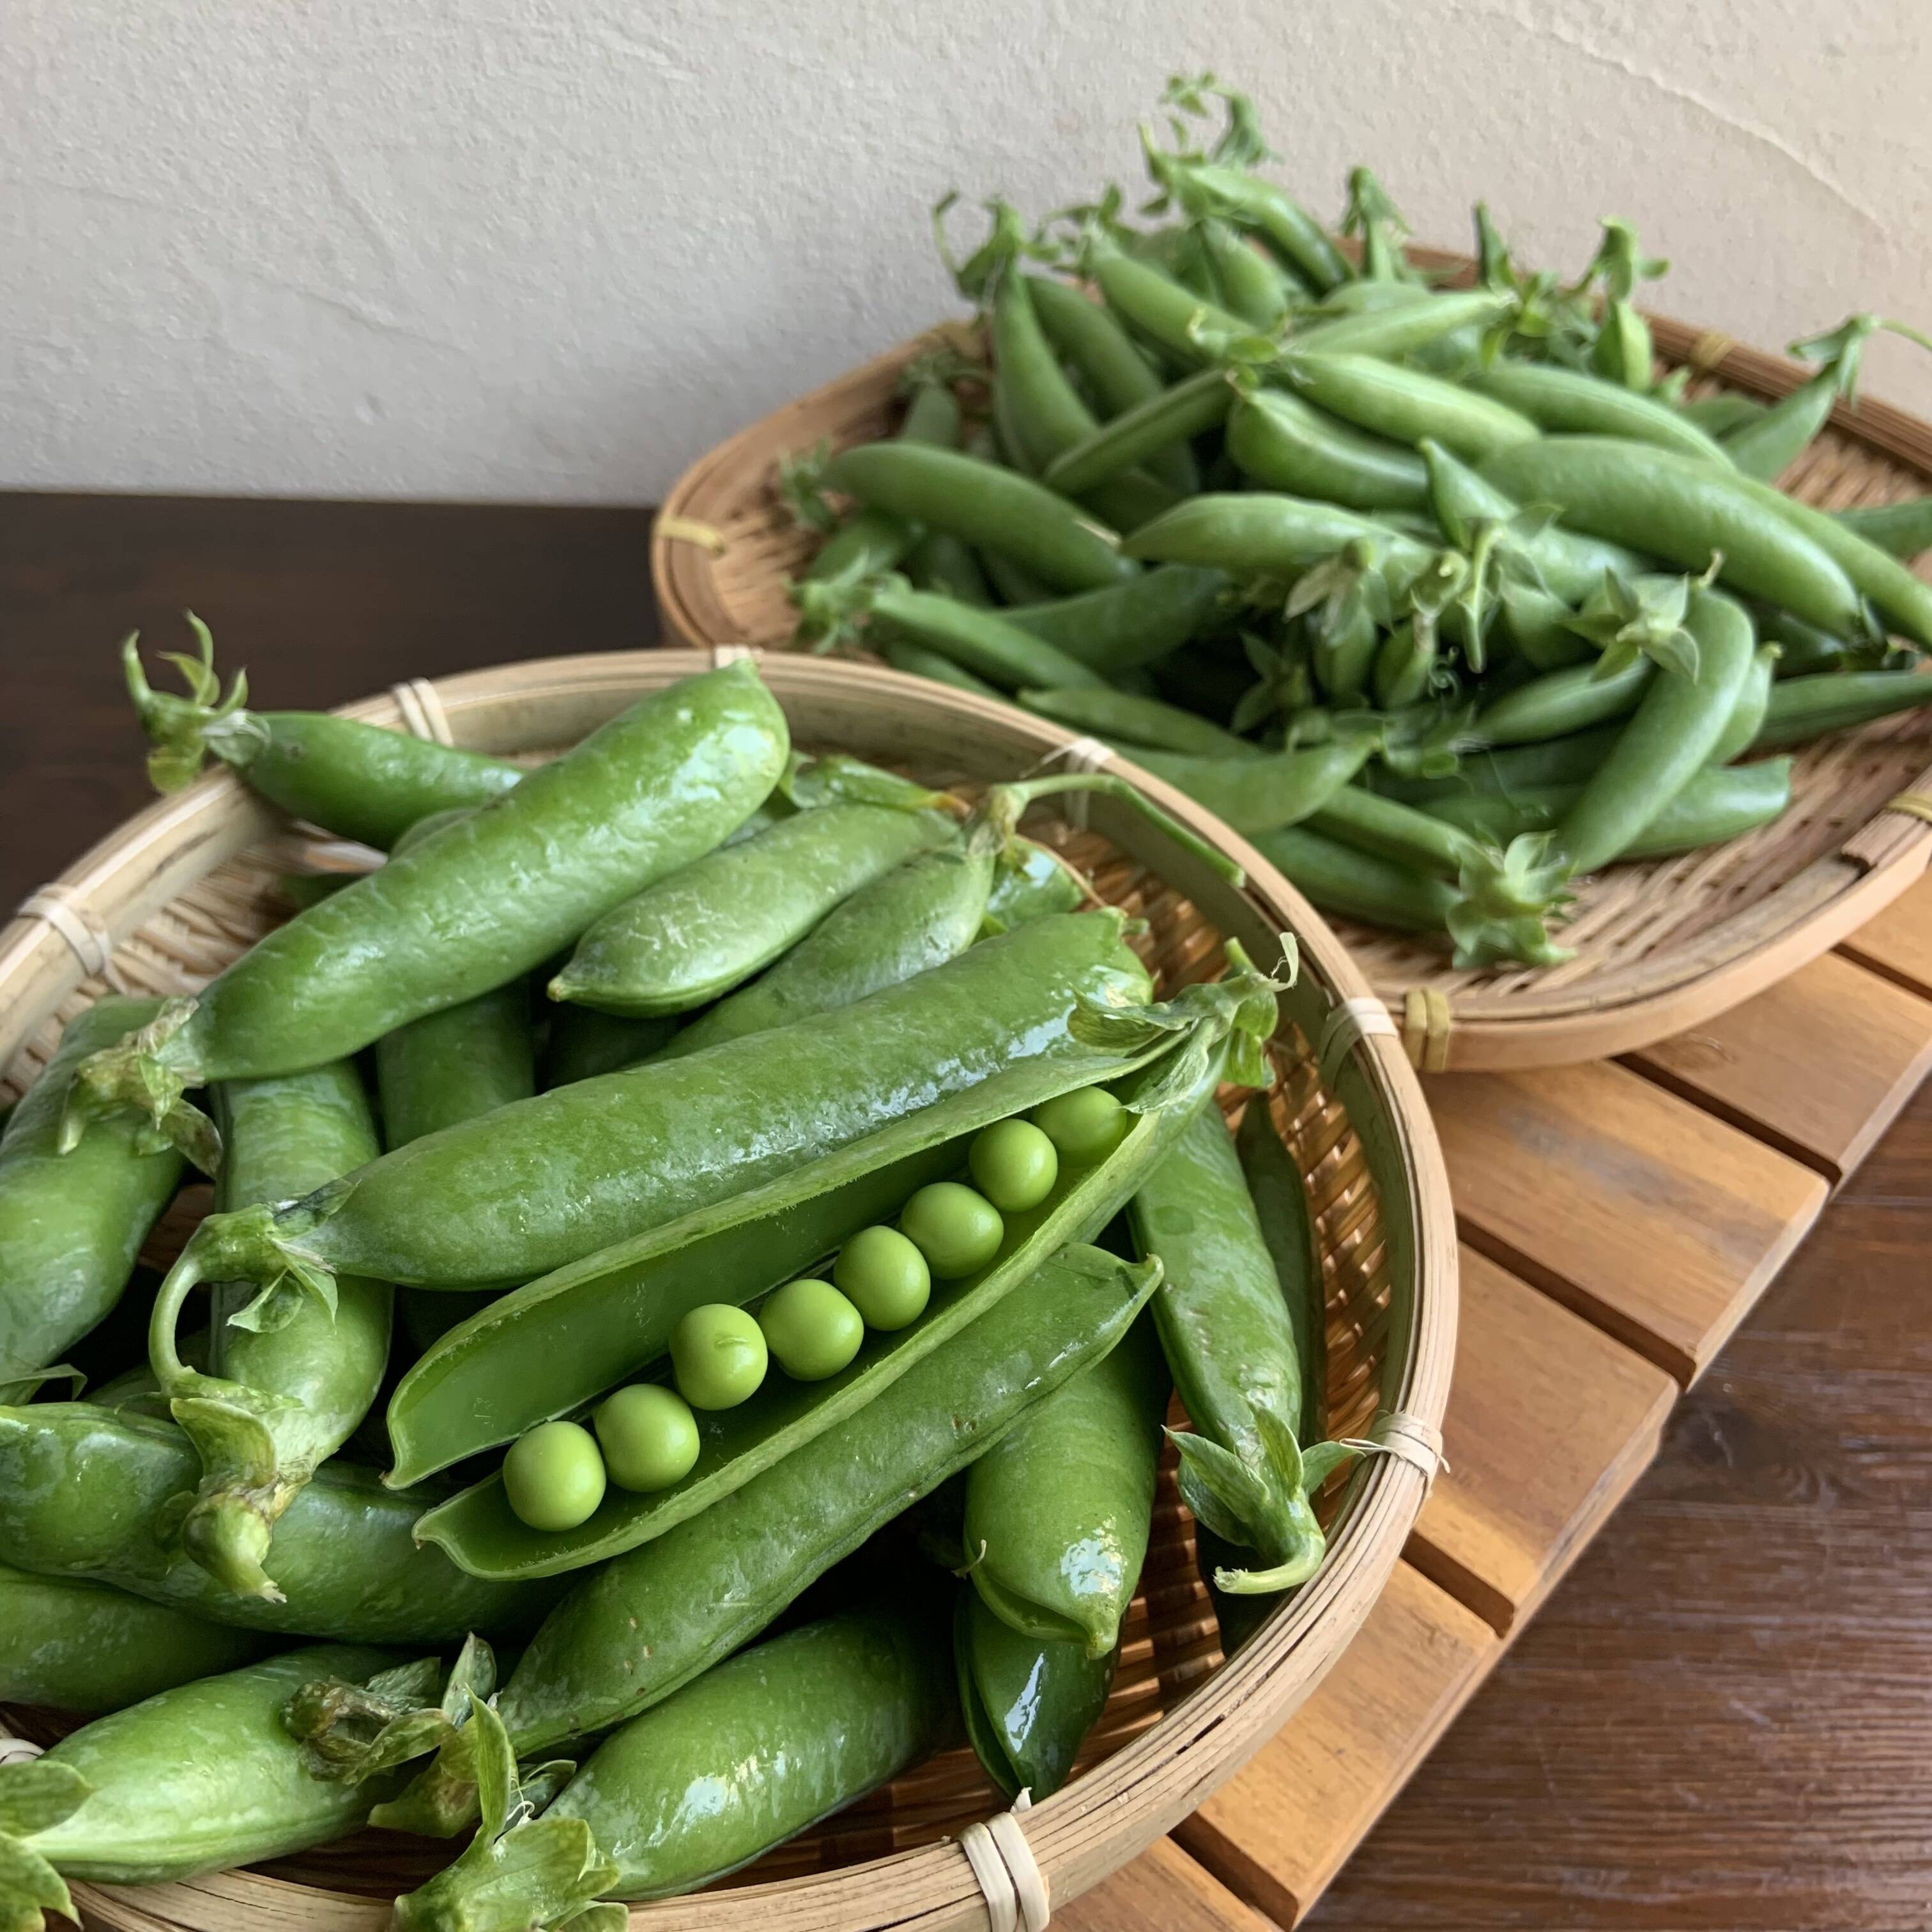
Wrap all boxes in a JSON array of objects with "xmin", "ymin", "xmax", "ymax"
[
  {"xmin": 786, "ymin": 75, "xmax": 1932, "ymax": 967},
  {"xmin": 0, "ymin": 620, "xmax": 1339, "ymax": 1926}
]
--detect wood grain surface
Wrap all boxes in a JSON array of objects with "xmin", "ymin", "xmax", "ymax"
[{"xmin": 9, "ymin": 489, "xmax": 1931, "ymax": 1932}]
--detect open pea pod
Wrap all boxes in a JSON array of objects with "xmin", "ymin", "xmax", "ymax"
[
  {"xmin": 412, "ymin": 956, "xmax": 1281, "ymax": 1579},
  {"xmin": 955, "ymin": 1589, "xmax": 1116, "ymax": 1802}
]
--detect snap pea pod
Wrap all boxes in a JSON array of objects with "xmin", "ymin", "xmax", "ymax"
[
  {"xmin": 1250, "ymin": 824, "xmax": 1458, "ymax": 932},
  {"xmin": 412, "ymin": 962, "xmax": 1272, "ymax": 1575},
  {"xmin": 0, "ymin": 999, "xmax": 184, "ymax": 1402},
  {"xmin": 903, "ymin": 533, "xmax": 995, "ymax": 607},
  {"xmin": 1499, "ymin": 579, "xmax": 1594, "ymax": 670},
  {"xmin": 1028, "ymin": 275, "xmax": 1200, "ymax": 494},
  {"xmin": 1387, "ymin": 725, "xmax": 1625, "ymax": 801},
  {"xmin": 65, "ymin": 662, "xmax": 792, "ymax": 1169},
  {"xmin": 1276, "ymin": 350, "xmax": 1540, "ymax": 463},
  {"xmin": 1003, "ymin": 565, "xmax": 1233, "ymax": 675},
  {"xmin": 539, "ymin": 1008, "xmax": 677, "ymax": 1089},
  {"xmin": 1235, "ymin": 1100, "xmax": 1326, "ymax": 1448},
  {"xmin": 1308, "ymin": 784, "xmax": 1489, "ymax": 880},
  {"xmin": 0, "ymin": 1563, "xmax": 270, "ymax": 1713},
  {"xmin": 1471, "ymin": 656, "xmax": 1655, "ymax": 747},
  {"xmin": 1678, "ymin": 392, "xmax": 1767, "ymax": 437},
  {"xmin": 1835, "ymin": 496, "xmax": 1932, "ymax": 561},
  {"xmin": 1374, "ymin": 617, "xmax": 1438, "ymax": 709},
  {"xmin": 1427, "ymin": 757, "xmax": 1795, "ymax": 856},
  {"xmin": 551, "ymin": 802, "xmax": 954, "ymax": 1016},
  {"xmin": 979, "ymin": 544, "xmax": 1057, "ymax": 607},
  {"xmin": 986, "ymin": 836, "xmax": 1087, "ymax": 928},
  {"xmin": 1555, "ymin": 588, "xmax": 1756, "ymax": 874},
  {"xmin": 1110, "ymin": 735, "xmax": 1376, "ymax": 835},
  {"xmin": 1754, "ymin": 606, "xmax": 1857, "ymax": 677},
  {"xmin": 1123, "ymin": 492, "xmax": 1435, "ymax": 583},
  {"xmin": 1020, "ymin": 686, "xmax": 1257, "ymax": 757},
  {"xmin": 1721, "ymin": 362, "xmax": 1842, "ymax": 482},
  {"xmin": 154, "ymin": 1061, "xmax": 395, "ymax": 1602},
  {"xmin": 1195, "ymin": 218, "xmax": 1293, "ymax": 330},
  {"xmin": 1709, "ymin": 644, "xmax": 1782, "ymax": 762},
  {"xmin": 804, "ymin": 378, "xmax": 963, "ymax": 583},
  {"xmin": 960, "ymin": 1315, "xmax": 1167, "ymax": 1655},
  {"xmin": 378, "ymin": 981, "xmax": 534, "ymax": 1149},
  {"xmin": 821, "ymin": 443, "xmax": 1135, "ymax": 595},
  {"xmin": 151, "ymin": 910, "xmax": 1155, "ymax": 1308},
  {"xmin": 1130, "ymin": 1098, "xmax": 1326, "ymax": 1593},
  {"xmin": 1293, "ymin": 288, "xmax": 1515, "ymax": 360},
  {"xmin": 0, "ymin": 1645, "xmax": 402, "ymax": 1909},
  {"xmin": 1226, "ymin": 386, "xmax": 1430, "ymax": 512},
  {"xmin": 124, "ymin": 625, "xmax": 521, "ymax": 843},
  {"xmin": 1478, "ymin": 438, "xmax": 1864, "ymax": 636},
  {"xmin": 956, "ymin": 1590, "xmax": 1114, "ymax": 1802},
  {"xmin": 1043, "ymin": 369, "xmax": 1237, "ymax": 497},
  {"xmin": 1466, "ymin": 362, "xmax": 1732, "ymax": 463},
  {"xmin": 884, "ymin": 638, "xmax": 1003, "ymax": 696},
  {"xmin": 1084, "ymin": 236, "xmax": 1255, "ymax": 365},
  {"xmin": 1751, "ymin": 669, "xmax": 1932, "ymax": 747},
  {"xmin": 1147, "ymin": 155, "xmax": 1350, "ymax": 292},
  {"xmin": 0, "ymin": 1404, "xmax": 562, "ymax": 1639}
]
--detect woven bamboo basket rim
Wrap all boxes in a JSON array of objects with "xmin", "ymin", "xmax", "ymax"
[
  {"xmin": 648, "ymin": 256, "xmax": 1932, "ymax": 1073},
  {"xmin": 0, "ymin": 648, "xmax": 1456, "ymax": 1931}
]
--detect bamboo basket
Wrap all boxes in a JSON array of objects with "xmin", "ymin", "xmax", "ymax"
[
  {"xmin": 650, "ymin": 275, "xmax": 1932, "ymax": 1073},
  {"xmin": 0, "ymin": 649, "xmax": 1455, "ymax": 1932}
]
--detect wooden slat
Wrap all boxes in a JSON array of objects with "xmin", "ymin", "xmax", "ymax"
[
  {"xmin": 1405, "ymin": 1246, "xmax": 1677, "ymax": 1634},
  {"xmin": 1426, "ymin": 1062, "xmax": 1828, "ymax": 1385},
  {"xmin": 1057, "ymin": 1836, "xmax": 1284, "ymax": 1932},
  {"xmin": 1625, "ymin": 953, "xmax": 1932, "ymax": 1184},
  {"xmin": 1839, "ymin": 870, "xmax": 1932, "ymax": 1000},
  {"xmin": 1172, "ymin": 1563, "xmax": 1498, "ymax": 1928}
]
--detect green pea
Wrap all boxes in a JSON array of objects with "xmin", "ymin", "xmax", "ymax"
[
  {"xmin": 1031, "ymin": 1087, "xmax": 1128, "ymax": 1166},
  {"xmin": 757, "ymin": 1278, "xmax": 866, "ymax": 1381},
  {"xmin": 968, "ymin": 1119, "xmax": 1060, "ymax": 1213},
  {"xmin": 503, "ymin": 1420, "xmax": 606, "ymax": 1533},
  {"xmin": 594, "ymin": 1384, "xmax": 700, "ymax": 1494},
  {"xmin": 900, "ymin": 1182, "xmax": 1005, "ymax": 1280},
  {"xmin": 670, "ymin": 1303, "xmax": 769, "ymax": 1411},
  {"xmin": 832, "ymin": 1225, "xmax": 932, "ymax": 1330}
]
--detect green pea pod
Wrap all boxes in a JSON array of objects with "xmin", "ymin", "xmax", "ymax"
[
  {"xmin": 1289, "ymin": 288, "xmax": 1516, "ymax": 360},
  {"xmin": 802, "ymin": 378, "xmax": 965, "ymax": 583},
  {"xmin": 1276, "ymin": 351, "xmax": 1540, "ymax": 464},
  {"xmin": 1678, "ymin": 392, "xmax": 1767, "ymax": 438},
  {"xmin": 980, "ymin": 544, "xmax": 1057, "ymax": 606},
  {"xmin": 956, "ymin": 1590, "xmax": 1115, "ymax": 1802},
  {"xmin": 960, "ymin": 1315, "xmax": 1167, "ymax": 1655},
  {"xmin": 388, "ymin": 1608, "xmax": 953, "ymax": 1928},
  {"xmin": 1196, "ymin": 218, "xmax": 1292, "ymax": 331},
  {"xmin": 1555, "ymin": 588, "xmax": 1757, "ymax": 874},
  {"xmin": 1308, "ymin": 784, "xmax": 1488, "ymax": 882},
  {"xmin": 1044, "ymin": 369, "xmax": 1238, "ymax": 498},
  {"xmin": 123, "ymin": 622, "xmax": 521, "ymax": 841},
  {"xmin": 1002, "ymin": 566, "xmax": 1232, "ymax": 674},
  {"xmin": 822, "ymin": 443, "xmax": 1135, "ymax": 595},
  {"xmin": 1123, "ymin": 493, "xmax": 1436, "ymax": 583},
  {"xmin": 1028, "ymin": 275, "xmax": 1200, "ymax": 495},
  {"xmin": 0, "ymin": 1404, "xmax": 564, "ymax": 1641},
  {"xmin": 1235, "ymin": 1100, "xmax": 1326, "ymax": 1447},
  {"xmin": 0, "ymin": 1563, "xmax": 271, "ymax": 1713},
  {"xmin": 1373, "ymin": 618, "xmax": 1438, "ymax": 711},
  {"xmin": 1473, "ymin": 657, "xmax": 1655, "ymax": 747},
  {"xmin": 1708, "ymin": 643, "xmax": 1782, "ymax": 762},
  {"xmin": 65, "ymin": 661, "xmax": 792, "ymax": 1169},
  {"xmin": 0, "ymin": 999, "xmax": 185, "ymax": 1402},
  {"xmin": 1500, "ymin": 579, "xmax": 1594, "ymax": 670},
  {"xmin": 1427, "ymin": 757, "xmax": 1794, "ymax": 856},
  {"xmin": 1721, "ymin": 366, "xmax": 1839, "ymax": 482},
  {"xmin": 412, "ymin": 959, "xmax": 1275, "ymax": 1575},
  {"xmin": 1753, "ymin": 607, "xmax": 1857, "ymax": 677},
  {"xmin": 1466, "ymin": 363, "xmax": 1731, "ymax": 464},
  {"xmin": 0, "ymin": 1645, "xmax": 406, "ymax": 1912},
  {"xmin": 1835, "ymin": 496, "xmax": 1932, "ymax": 561},
  {"xmin": 1409, "ymin": 725, "xmax": 1626, "ymax": 801},
  {"xmin": 1020, "ymin": 687, "xmax": 1257, "ymax": 758},
  {"xmin": 1250, "ymin": 825, "xmax": 1458, "ymax": 933},
  {"xmin": 1593, "ymin": 300, "xmax": 1654, "ymax": 392},
  {"xmin": 1146, "ymin": 156, "xmax": 1349, "ymax": 293},
  {"xmin": 1110, "ymin": 735, "xmax": 1376, "ymax": 836},
  {"xmin": 1085, "ymin": 239, "xmax": 1254, "ymax": 366},
  {"xmin": 551, "ymin": 802, "xmax": 954, "ymax": 1016},
  {"xmin": 538, "ymin": 1007, "xmax": 678, "ymax": 1089},
  {"xmin": 1751, "ymin": 669, "xmax": 1932, "ymax": 747},
  {"xmin": 152, "ymin": 1062, "xmax": 395, "ymax": 1601},
  {"xmin": 884, "ymin": 638, "xmax": 1002, "ymax": 696},
  {"xmin": 1227, "ymin": 387, "xmax": 1430, "ymax": 512},
  {"xmin": 903, "ymin": 534, "xmax": 997, "ymax": 607},
  {"xmin": 1131, "ymin": 1097, "xmax": 1331, "ymax": 1593},
  {"xmin": 377, "ymin": 981, "xmax": 535, "ymax": 1150},
  {"xmin": 1478, "ymin": 438, "xmax": 1864, "ymax": 637},
  {"xmin": 986, "ymin": 838, "xmax": 1087, "ymax": 928},
  {"xmin": 149, "ymin": 911, "xmax": 1156, "ymax": 1323}
]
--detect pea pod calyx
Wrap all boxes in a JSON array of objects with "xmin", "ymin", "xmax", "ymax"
[
  {"xmin": 122, "ymin": 616, "xmax": 266, "ymax": 795},
  {"xmin": 0, "ymin": 1758, "xmax": 94, "ymax": 1932}
]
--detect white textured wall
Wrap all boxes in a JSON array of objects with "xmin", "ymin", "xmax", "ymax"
[{"xmin": 4, "ymin": 0, "xmax": 1929, "ymax": 505}]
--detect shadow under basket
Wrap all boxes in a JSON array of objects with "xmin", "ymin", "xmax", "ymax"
[
  {"xmin": 0, "ymin": 648, "xmax": 1455, "ymax": 1931},
  {"xmin": 650, "ymin": 270, "xmax": 1932, "ymax": 1073}
]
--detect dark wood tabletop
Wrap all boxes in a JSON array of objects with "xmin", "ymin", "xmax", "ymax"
[{"xmin": 5, "ymin": 489, "xmax": 1926, "ymax": 1932}]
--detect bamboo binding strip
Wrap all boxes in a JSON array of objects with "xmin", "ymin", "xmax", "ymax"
[{"xmin": 0, "ymin": 650, "xmax": 1456, "ymax": 1932}]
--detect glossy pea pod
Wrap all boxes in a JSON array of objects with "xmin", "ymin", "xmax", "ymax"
[
  {"xmin": 1464, "ymin": 362, "xmax": 1732, "ymax": 464},
  {"xmin": 538, "ymin": 1008, "xmax": 678, "ymax": 1089},
  {"xmin": 1751, "ymin": 669, "xmax": 1932, "ymax": 747},
  {"xmin": 821, "ymin": 442, "xmax": 1136, "ymax": 595},
  {"xmin": 960, "ymin": 1314, "xmax": 1167, "ymax": 1655},
  {"xmin": 1235, "ymin": 1100, "xmax": 1327, "ymax": 1450},
  {"xmin": 0, "ymin": 1562, "xmax": 270, "ymax": 1713},
  {"xmin": 955, "ymin": 1589, "xmax": 1115, "ymax": 1802},
  {"xmin": 1479, "ymin": 438, "xmax": 1865, "ymax": 637},
  {"xmin": 804, "ymin": 377, "xmax": 964, "ymax": 583},
  {"xmin": 0, "ymin": 1645, "xmax": 406, "ymax": 1913},
  {"xmin": 1043, "ymin": 367, "xmax": 1238, "ymax": 498},
  {"xmin": 986, "ymin": 835, "xmax": 1086, "ymax": 928},
  {"xmin": 153, "ymin": 910, "xmax": 1157, "ymax": 1325},
  {"xmin": 124, "ymin": 624, "xmax": 521, "ymax": 845},
  {"xmin": 64, "ymin": 661, "xmax": 792, "ymax": 1169},
  {"xmin": 1291, "ymin": 288, "xmax": 1517, "ymax": 360},
  {"xmin": 410, "ymin": 958, "xmax": 1273, "ymax": 1577},
  {"xmin": 0, "ymin": 1404, "xmax": 562, "ymax": 1640},
  {"xmin": 0, "ymin": 998, "xmax": 185, "ymax": 1402},
  {"xmin": 1275, "ymin": 350, "xmax": 1540, "ymax": 464},
  {"xmin": 1108, "ymin": 735, "xmax": 1376, "ymax": 837},
  {"xmin": 152, "ymin": 1061, "xmax": 395, "ymax": 1601},
  {"xmin": 1250, "ymin": 825, "xmax": 1458, "ymax": 933},
  {"xmin": 1225, "ymin": 385, "xmax": 1430, "ymax": 513},
  {"xmin": 1130, "ymin": 1097, "xmax": 1326, "ymax": 1593},
  {"xmin": 1123, "ymin": 491, "xmax": 1436, "ymax": 583},
  {"xmin": 1002, "ymin": 565, "xmax": 1232, "ymax": 675},
  {"xmin": 1081, "ymin": 232, "xmax": 1255, "ymax": 366}
]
